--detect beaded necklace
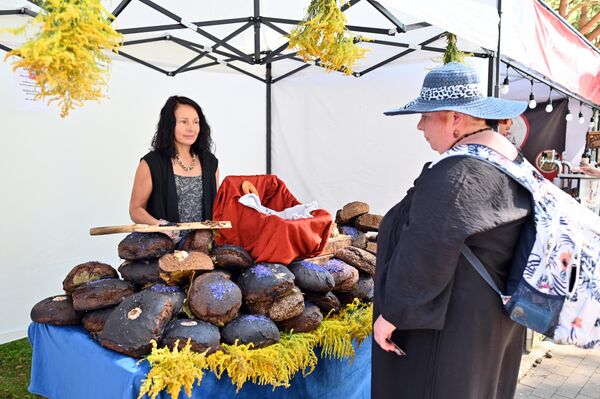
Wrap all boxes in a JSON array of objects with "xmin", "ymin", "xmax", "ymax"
[{"xmin": 175, "ymin": 153, "xmax": 196, "ymax": 172}]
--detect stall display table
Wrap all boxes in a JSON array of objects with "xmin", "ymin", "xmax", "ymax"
[{"xmin": 28, "ymin": 322, "xmax": 371, "ymax": 399}]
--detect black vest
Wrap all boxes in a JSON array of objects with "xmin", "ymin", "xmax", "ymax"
[{"xmin": 142, "ymin": 150, "xmax": 218, "ymax": 222}]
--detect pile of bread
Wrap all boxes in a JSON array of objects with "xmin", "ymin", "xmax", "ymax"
[{"xmin": 30, "ymin": 201, "xmax": 381, "ymax": 358}]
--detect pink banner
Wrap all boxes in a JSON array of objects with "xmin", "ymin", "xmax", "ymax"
[{"xmin": 530, "ymin": 1, "xmax": 600, "ymax": 105}]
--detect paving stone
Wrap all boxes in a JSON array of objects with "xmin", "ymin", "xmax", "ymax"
[{"xmin": 515, "ymin": 385, "xmax": 535, "ymax": 398}]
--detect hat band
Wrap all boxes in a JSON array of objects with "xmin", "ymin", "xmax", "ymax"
[{"xmin": 420, "ymin": 83, "xmax": 482, "ymax": 101}]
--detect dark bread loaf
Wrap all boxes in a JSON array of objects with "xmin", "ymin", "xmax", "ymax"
[
  {"xmin": 118, "ymin": 232, "xmax": 174, "ymax": 261},
  {"xmin": 118, "ymin": 259, "xmax": 162, "ymax": 287},
  {"xmin": 161, "ymin": 319, "xmax": 221, "ymax": 353},
  {"xmin": 334, "ymin": 246, "xmax": 376, "ymax": 276},
  {"xmin": 188, "ymin": 273, "xmax": 242, "ymax": 325},
  {"xmin": 82, "ymin": 307, "xmax": 115, "ymax": 337},
  {"xmin": 289, "ymin": 261, "xmax": 335, "ymax": 294},
  {"xmin": 63, "ymin": 261, "xmax": 118, "ymax": 292},
  {"xmin": 30, "ymin": 295, "xmax": 82, "ymax": 325},
  {"xmin": 277, "ymin": 301, "xmax": 323, "ymax": 333},
  {"xmin": 321, "ymin": 259, "xmax": 359, "ymax": 292},
  {"xmin": 99, "ymin": 290, "xmax": 174, "ymax": 358},
  {"xmin": 178, "ymin": 230, "xmax": 214, "ymax": 254},
  {"xmin": 221, "ymin": 314, "xmax": 280, "ymax": 348},
  {"xmin": 211, "ymin": 244, "xmax": 253, "ymax": 269},
  {"xmin": 238, "ymin": 263, "xmax": 295, "ymax": 303},
  {"xmin": 71, "ymin": 279, "xmax": 135, "ymax": 312},
  {"xmin": 303, "ymin": 291, "xmax": 341, "ymax": 314}
]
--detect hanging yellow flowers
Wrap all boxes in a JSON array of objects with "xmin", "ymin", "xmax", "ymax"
[
  {"xmin": 3, "ymin": 0, "xmax": 123, "ymax": 117},
  {"xmin": 138, "ymin": 300, "xmax": 373, "ymax": 399},
  {"xmin": 288, "ymin": 0, "xmax": 368, "ymax": 75}
]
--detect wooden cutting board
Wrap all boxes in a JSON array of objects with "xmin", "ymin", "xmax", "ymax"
[{"xmin": 90, "ymin": 221, "xmax": 232, "ymax": 236}]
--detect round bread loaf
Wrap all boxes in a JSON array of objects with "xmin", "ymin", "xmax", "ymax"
[
  {"xmin": 161, "ymin": 319, "xmax": 221, "ymax": 353},
  {"xmin": 303, "ymin": 291, "xmax": 341, "ymax": 314},
  {"xmin": 178, "ymin": 230, "xmax": 214, "ymax": 254},
  {"xmin": 238, "ymin": 263, "xmax": 295, "ymax": 303},
  {"xmin": 336, "ymin": 274, "xmax": 374, "ymax": 304},
  {"xmin": 82, "ymin": 307, "xmax": 115, "ymax": 337},
  {"xmin": 339, "ymin": 225, "xmax": 367, "ymax": 249},
  {"xmin": 146, "ymin": 284, "xmax": 186, "ymax": 315},
  {"xmin": 63, "ymin": 261, "xmax": 118, "ymax": 292},
  {"xmin": 277, "ymin": 302, "xmax": 323, "ymax": 333},
  {"xmin": 159, "ymin": 250, "xmax": 214, "ymax": 272},
  {"xmin": 118, "ymin": 232, "xmax": 174, "ymax": 261},
  {"xmin": 211, "ymin": 245, "xmax": 253, "ymax": 269},
  {"xmin": 71, "ymin": 278, "xmax": 136, "ymax": 312},
  {"xmin": 118, "ymin": 259, "xmax": 162, "ymax": 287},
  {"xmin": 334, "ymin": 246, "xmax": 376, "ymax": 276},
  {"xmin": 321, "ymin": 259, "xmax": 359, "ymax": 292},
  {"xmin": 99, "ymin": 290, "xmax": 175, "ymax": 358},
  {"xmin": 289, "ymin": 261, "xmax": 335, "ymax": 293},
  {"xmin": 188, "ymin": 273, "xmax": 242, "ymax": 325},
  {"xmin": 335, "ymin": 201, "xmax": 369, "ymax": 224},
  {"xmin": 30, "ymin": 295, "xmax": 82, "ymax": 325},
  {"xmin": 221, "ymin": 314, "xmax": 280, "ymax": 348},
  {"xmin": 247, "ymin": 287, "xmax": 305, "ymax": 322}
]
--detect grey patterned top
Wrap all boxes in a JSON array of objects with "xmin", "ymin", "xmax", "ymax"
[{"xmin": 174, "ymin": 174, "xmax": 203, "ymax": 222}]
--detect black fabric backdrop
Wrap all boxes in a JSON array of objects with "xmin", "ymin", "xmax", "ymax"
[{"xmin": 520, "ymin": 98, "xmax": 567, "ymax": 164}]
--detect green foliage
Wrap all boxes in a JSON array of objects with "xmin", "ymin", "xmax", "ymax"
[
  {"xmin": 442, "ymin": 33, "xmax": 471, "ymax": 64},
  {"xmin": 0, "ymin": 338, "xmax": 37, "ymax": 399}
]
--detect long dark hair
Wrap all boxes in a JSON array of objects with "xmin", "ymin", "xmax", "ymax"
[{"xmin": 151, "ymin": 96, "xmax": 214, "ymax": 158}]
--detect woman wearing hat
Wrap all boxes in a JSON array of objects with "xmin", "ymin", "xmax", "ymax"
[{"xmin": 372, "ymin": 62, "xmax": 531, "ymax": 399}]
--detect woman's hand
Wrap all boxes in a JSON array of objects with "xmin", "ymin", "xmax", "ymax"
[
  {"xmin": 374, "ymin": 315, "xmax": 400, "ymax": 354},
  {"xmin": 574, "ymin": 165, "xmax": 600, "ymax": 178}
]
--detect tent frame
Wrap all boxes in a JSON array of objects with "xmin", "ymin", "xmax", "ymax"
[{"xmin": 2, "ymin": 0, "xmax": 498, "ymax": 172}]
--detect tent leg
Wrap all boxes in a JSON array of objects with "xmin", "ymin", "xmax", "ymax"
[
  {"xmin": 266, "ymin": 62, "xmax": 272, "ymax": 174},
  {"xmin": 489, "ymin": 0, "xmax": 503, "ymax": 97}
]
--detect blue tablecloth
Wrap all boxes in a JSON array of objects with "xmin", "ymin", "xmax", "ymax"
[{"xmin": 28, "ymin": 322, "xmax": 371, "ymax": 399}]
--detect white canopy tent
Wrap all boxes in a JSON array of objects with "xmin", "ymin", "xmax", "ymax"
[{"xmin": 0, "ymin": 0, "xmax": 598, "ymax": 343}]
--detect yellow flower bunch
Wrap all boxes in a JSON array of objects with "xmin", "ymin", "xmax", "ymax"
[
  {"xmin": 137, "ymin": 300, "xmax": 373, "ymax": 399},
  {"xmin": 138, "ymin": 339, "xmax": 208, "ymax": 399},
  {"xmin": 288, "ymin": 0, "xmax": 368, "ymax": 75},
  {"xmin": 4, "ymin": 0, "xmax": 122, "ymax": 117}
]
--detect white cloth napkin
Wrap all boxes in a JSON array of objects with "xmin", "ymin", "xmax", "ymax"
[{"xmin": 238, "ymin": 193, "xmax": 318, "ymax": 220}]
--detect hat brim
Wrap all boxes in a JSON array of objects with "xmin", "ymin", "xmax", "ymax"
[{"xmin": 384, "ymin": 97, "xmax": 527, "ymax": 120}]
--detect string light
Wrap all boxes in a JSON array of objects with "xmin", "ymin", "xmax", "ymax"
[
  {"xmin": 528, "ymin": 80, "xmax": 536, "ymax": 109},
  {"xmin": 500, "ymin": 66, "xmax": 510, "ymax": 95},
  {"xmin": 566, "ymin": 107, "xmax": 572, "ymax": 122},
  {"xmin": 578, "ymin": 101, "xmax": 585, "ymax": 124},
  {"xmin": 545, "ymin": 87, "xmax": 553, "ymax": 113}
]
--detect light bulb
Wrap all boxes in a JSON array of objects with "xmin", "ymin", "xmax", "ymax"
[
  {"xmin": 500, "ymin": 76, "xmax": 510, "ymax": 95},
  {"xmin": 566, "ymin": 111, "xmax": 573, "ymax": 121},
  {"xmin": 546, "ymin": 103, "xmax": 553, "ymax": 113},
  {"xmin": 579, "ymin": 112, "xmax": 585, "ymax": 124},
  {"xmin": 528, "ymin": 93, "xmax": 536, "ymax": 109}
]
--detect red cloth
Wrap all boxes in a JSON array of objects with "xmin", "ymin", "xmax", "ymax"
[{"xmin": 213, "ymin": 175, "xmax": 332, "ymax": 264}]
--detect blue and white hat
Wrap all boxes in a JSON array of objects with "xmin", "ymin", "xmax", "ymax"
[{"xmin": 384, "ymin": 62, "xmax": 527, "ymax": 119}]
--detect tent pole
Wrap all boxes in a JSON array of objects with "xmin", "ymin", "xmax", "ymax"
[
  {"xmin": 489, "ymin": 0, "xmax": 502, "ymax": 97},
  {"xmin": 266, "ymin": 62, "xmax": 273, "ymax": 174}
]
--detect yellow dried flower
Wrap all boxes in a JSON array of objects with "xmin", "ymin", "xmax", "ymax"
[
  {"xmin": 137, "ymin": 301, "xmax": 373, "ymax": 398},
  {"xmin": 3, "ymin": 0, "xmax": 123, "ymax": 117},
  {"xmin": 288, "ymin": 0, "xmax": 368, "ymax": 74}
]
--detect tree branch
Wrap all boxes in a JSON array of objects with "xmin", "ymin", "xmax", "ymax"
[
  {"xmin": 586, "ymin": 23, "xmax": 600, "ymax": 41},
  {"xmin": 559, "ymin": 0, "xmax": 569, "ymax": 17},
  {"xmin": 579, "ymin": 10, "xmax": 600, "ymax": 34}
]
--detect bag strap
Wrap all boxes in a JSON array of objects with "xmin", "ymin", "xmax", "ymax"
[{"xmin": 461, "ymin": 246, "xmax": 510, "ymax": 303}]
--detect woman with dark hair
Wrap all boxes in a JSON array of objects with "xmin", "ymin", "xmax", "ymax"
[{"xmin": 129, "ymin": 96, "xmax": 220, "ymax": 229}]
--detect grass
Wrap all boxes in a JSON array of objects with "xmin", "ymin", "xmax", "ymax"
[{"xmin": 0, "ymin": 338, "xmax": 37, "ymax": 399}]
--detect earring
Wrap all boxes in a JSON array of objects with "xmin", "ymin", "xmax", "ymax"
[{"xmin": 453, "ymin": 130, "xmax": 460, "ymax": 138}]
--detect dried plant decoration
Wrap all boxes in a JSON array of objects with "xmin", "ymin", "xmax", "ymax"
[
  {"xmin": 288, "ymin": 0, "xmax": 369, "ymax": 75},
  {"xmin": 3, "ymin": 0, "xmax": 123, "ymax": 117}
]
